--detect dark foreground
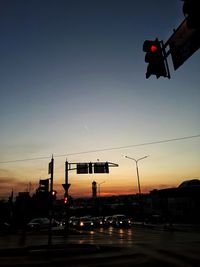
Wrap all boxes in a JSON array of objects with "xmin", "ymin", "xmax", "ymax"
[
  {"xmin": 0, "ymin": 224, "xmax": 200, "ymax": 267},
  {"xmin": 0, "ymin": 244, "xmax": 195, "ymax": 267}
]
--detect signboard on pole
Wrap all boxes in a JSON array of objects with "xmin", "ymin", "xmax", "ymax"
[
  {"xmin": 167, "ymin": 19, "xmax": 200, "ymax": 70},
  {"xmin": 62, "ymin": 183, "xmax": 71, "ymax": 191},
  {"xmin": 76, "ymin": 163, "xmax": 89, "ymax": 174},
  {"xmin": 94, "ymin": 162, "xmax": 109, "ymax": 173}
]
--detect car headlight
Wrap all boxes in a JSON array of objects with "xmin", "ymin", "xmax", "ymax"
[
  {"xmin": 80, "ymin": 222, "xmax": 84, "ymax": 227},
  {"xmin": 91, "ymin": 222, "xmax": 94, "ymax": 226}
]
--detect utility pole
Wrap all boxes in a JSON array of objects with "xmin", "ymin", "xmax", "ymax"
[
  {"xmin": 48, "ymin": 156, "xmax": 54, "ymax": 247},
  {"xmin": 62, "ymin": 160, "xmax": 71, "ymax": 234}
]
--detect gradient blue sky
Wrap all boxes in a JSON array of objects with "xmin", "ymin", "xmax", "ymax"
[{"xmin": 0, "ymin": 0, "xmax": 200, "ymax": 199}]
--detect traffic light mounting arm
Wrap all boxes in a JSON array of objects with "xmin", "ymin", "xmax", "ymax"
[{"xmin": 160, "ymin": 40, "xmax": 171, "ymax": 79}]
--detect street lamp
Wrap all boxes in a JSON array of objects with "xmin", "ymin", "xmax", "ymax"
[
  {"xmin": 98, "ymin": 181, "xmax": 105, "ymax": 198},
  {"xmin": 124, "ymin": 155, "xmax": 149, "ymax": 194}
]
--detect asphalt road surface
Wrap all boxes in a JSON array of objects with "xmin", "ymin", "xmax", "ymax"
[{"xmin": 0, "ymin": 225, "xmax": 200, "ymax": 266}]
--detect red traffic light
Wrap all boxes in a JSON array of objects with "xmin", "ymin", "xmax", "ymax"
[
  {"xmin": 143, "ymin": 40, "xmax": 158, "ymax": 53},
  {"xmin": 64, "ymin": 196, "xmax": 68, "ymax": 204},
  {"xmin": 143, "ymin": 38, "xmax": 168, "ymax": 79},
  {"xmin": 51, "ymin": 190, "xmax": 57, "ymax": 200},
  {"xmin": 52, "ymin": 190, "xmax": 56, "ymax": 196},
  {"xmin": 150, "ymin": 45, "xmax": 158, "ymax": 53}
]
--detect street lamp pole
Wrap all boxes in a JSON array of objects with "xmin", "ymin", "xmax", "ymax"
[
  {"xmin": 98, "ymin": 181, "xmax": 105, "ymax": 216},
  {"xmin": 124, "ymin": 155, "xmax": 149, "ymax": 195},
  {"xmin": 98, "ymin": 181, "xmax": 105, "ymax": 198}
]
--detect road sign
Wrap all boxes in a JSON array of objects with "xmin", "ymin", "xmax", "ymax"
[
  {"xmin": 62, "ymin": 183, "xmax": 71, "ymax": 191},
  {"xmin": 76, "ymin": 163, "xmax": 89, "ymax": 174},
  {"xmin": 167, "ymin": 19, "xmax": 200, "ymax": 70},
  {"xmin": 94, "ymin": 163, "xmax": 109, "ymax": 173}
]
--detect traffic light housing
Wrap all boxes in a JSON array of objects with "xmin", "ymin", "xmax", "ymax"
[
  {"xmin": 39, "ymin": 179, "xmax": 49, "ymax": 193},
  {"xmin": 89, "ymin": 162, "xmax": 93, "ymax": 173},
  {"xmin": 105, "ymin": 162, "xmax": 109, "ymax": 173},
  {"xmin": 143, "ymin": 38, "xmax": 167, "ymax": 79},
  {"xmin": 64, "ymin": 196, "xmax": 68, "ymax": 204},
  {"xmin": 51, "ymin": 190, "xmax": 57, "ymax": 200},
  {"xmin": 182, "ymin": 0, "xmax": 199, "ymax": 29}
]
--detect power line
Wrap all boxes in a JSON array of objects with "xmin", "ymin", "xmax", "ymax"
[{"xmin": 0, "ymin": 134, "xmax": 200, "ymax": 164}]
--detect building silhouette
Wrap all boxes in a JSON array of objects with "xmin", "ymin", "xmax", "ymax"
[
  {"xmin": 149, "ymin": 179, "xmax": 200, "ymax": 223},
  {"xmin": 92, "ymin": 181, "xmax": 97, "ymax": 199}
]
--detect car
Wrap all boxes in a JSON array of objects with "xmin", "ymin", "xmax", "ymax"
[
  {"xmin": 78, "ymin": 216, "xmax": 94, "ymax": 230},
  {"xmin": 69, "ymin": 217, "xmax": 80, "ymax": 229},
  {"xmin": 92, "ymin": 216, "xmax": 105, "ymax": 227},
  {"xmin": 111, "ymin": 215, "xmax": 131, "ymax": 228},
  {"xmin": 104, "ymin": 216, "xmax": 113, "ymax": 227},
  {"xmin": 27, "ymin": 217, "xmax": 50, "ymax": 231}
]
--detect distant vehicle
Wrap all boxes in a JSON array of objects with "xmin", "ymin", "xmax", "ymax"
[
  {"xmin": 104, "ymin": 216, "xmax": 113, "ymax": 227},
  {"xmin": 52, "ymin": 218, "xmax": 60, "ymax": 227},
  {"xmin": 111, "ymin": 215, "xmax": 131, "ymax": 228},
  {"xmin": 27, "ymin": 217, "xmax": 50, "ymax": 231},
  {"xmin": 59, "ymin": 218, "xmax": 67, "ymax": 227},
  {"xmin": 69, "ymin": 217, "xmax": 80, "ymax": 229},
  {"xmin": 92, "ymin": 216, "xmax": 105, "ymax": 227},
  {"xmin": 78, "ymin": 216, "xmax": 94, "ymax": 230}
]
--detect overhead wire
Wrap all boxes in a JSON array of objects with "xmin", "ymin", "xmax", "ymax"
[{"xmin": 0, "ymin": 134, "xmax": 200, "ymax": 164}]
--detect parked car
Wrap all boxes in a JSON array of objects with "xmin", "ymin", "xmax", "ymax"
[
  {"xmin": 27, "ymin": 217, "xmax": 50, "ymax": 231},
  {"xmin": 111, "ymin": 214, "xmax": 131, "ymax": 228}
]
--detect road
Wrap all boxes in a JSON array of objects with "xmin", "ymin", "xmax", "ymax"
[{"xmin": 0, "ymin": 225, "xmax": 200, "ymax": 266}]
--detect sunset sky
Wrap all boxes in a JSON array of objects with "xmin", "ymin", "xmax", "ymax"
[{"xmin": 0, "ymin": 0, "xmax": 200, "ymax": 199}]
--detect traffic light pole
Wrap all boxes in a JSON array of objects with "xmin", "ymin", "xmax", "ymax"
[
  {"xmin": 64, "ymin": 160, "xmax": 70, "ymax": 234},
  {"xmin": 48, "ymin": 156, "xmax": 54, "ymax": 247},
  {"xmin": 62, "ymin": 160, "xmax": 118, "ymax": 235}
]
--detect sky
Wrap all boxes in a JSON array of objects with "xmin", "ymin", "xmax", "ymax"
[{"xmin": 0, "ymin": 0, "xmax": 200, "ymax": 199}]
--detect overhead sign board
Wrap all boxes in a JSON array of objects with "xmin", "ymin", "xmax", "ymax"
[
  {"xmin": 167, "ymin": 19, "xmax": 200, "ymax": 70},
  {"xmin": 94, "ymin": 163, "xmax": 105, "ymax": 173},
  {"xmin": 94, "ymin": 162, "xmax": 109, "ymax": 173},
  {"xmin": 76, "ymin": 163, "xmax": 89, "ymax": 174}
]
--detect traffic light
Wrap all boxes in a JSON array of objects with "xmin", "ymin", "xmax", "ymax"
[
  {"xmin": 143, "ymin": 38, "xmax": 167, "ymax": 79},
  {"xmin": 64, "ymin": 196, "xmax": 68, "ymax": 204},
  {"xmin": 89, "ymin": 162, "xmax": 93, "ymax": 174},
  {"xmin": 182, "ymin": 0, "xmax": 199, "ymax": 29},
  {"xmin": 39, "ymin": 179, "xmax": 49, "ymax": 192},
  {"xmin": 51, "ymin": 190, "xmax": 57, "ymax": 200}
]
